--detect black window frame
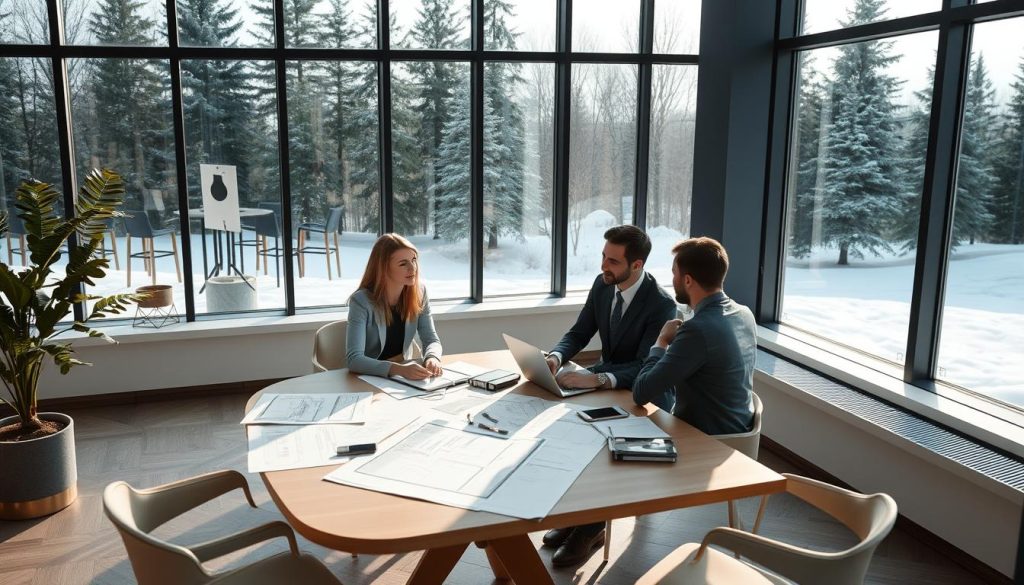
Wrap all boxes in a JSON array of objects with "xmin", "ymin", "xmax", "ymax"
[
  {"xmin": 3, "ymin": 0, "xmax": 699, "ymax": 323},
  {"xmin": 761, "ymin": 0, "xmax": 1024, "ymax": 408}
]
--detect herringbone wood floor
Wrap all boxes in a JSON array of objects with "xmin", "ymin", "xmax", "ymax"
[{"xmin": 0, "ymin": 392, "xmax": 994, "ymax": 584}]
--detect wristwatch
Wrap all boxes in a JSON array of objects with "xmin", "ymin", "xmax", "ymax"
[{"xmin": 596, "ymin": 373, "xmax": 609, "ymax": 388}]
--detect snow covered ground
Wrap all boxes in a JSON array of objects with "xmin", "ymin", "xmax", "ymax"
[
  {"xmin": 10, "ymin": 210, "xmax": 1018, "ymax": 407},
  {"xmin": 783, "ymin": 243, "xmax": 1024, "ymax": 407}
]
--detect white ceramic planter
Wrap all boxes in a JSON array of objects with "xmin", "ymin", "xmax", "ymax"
[{"xmin": 0, "ymin": 412, "xmax": 77, "ymax": 519}]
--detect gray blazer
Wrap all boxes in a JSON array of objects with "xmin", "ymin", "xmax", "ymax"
[
  {"xmin": 345, "ymin": 286, "xmax": 442, "ymax": 377},
  {"xmin": 632, "ymin": 291, "xmax": 756, "ymax": 435}
]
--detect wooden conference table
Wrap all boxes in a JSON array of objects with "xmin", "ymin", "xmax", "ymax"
[{"xmin": 245, "ymin": 350, "xmax": 786, "ymax": 585}]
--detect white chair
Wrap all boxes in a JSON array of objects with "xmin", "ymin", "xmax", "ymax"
[
  {"xmin": 602, "ymin": 392, "xmax": 765, "ymax": 562},
  {"xmin": 636, "ymin": 473, "xmax": 898, "ymax": 585},
  {"xmin": 312, "ymin": 321, "xmax": 347, "ymax": 372},
  {"xmin": 715, "ymin": 391, "xmax": 767, "ymax": 534},
  {"xmin": 102, "ymin": 470, "xmax": 342, "ymax": 585}
]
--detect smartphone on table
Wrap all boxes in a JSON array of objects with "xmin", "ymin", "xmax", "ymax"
[{"xmin": 577, "ymin": 406, "xmax": 629, "ymax": 422}]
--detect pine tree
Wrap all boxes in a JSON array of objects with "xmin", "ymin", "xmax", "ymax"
[
  {"xmin": 480, "ymin": 0, "xmax": 527, "ymax": 248},
  {"xmin": 816, "ymin": 0, "xmax": 906, "ymax": 265},
  {"xmin": 177, "ymin": 0, "xmax": 259, "ymax": 207},
  {"xmin": 0, "ymin": 55, "xmax": 24, "ymax": 206},
  {"xmin": 787, "ymin": 54, "xmax": 828, "ymax": 259},
  {"xmin": 433, "ymin": 81, "xmax": 488, "ymax": 240},
  {"xmin": 952, "ymin": 55, "xmax": 996, "ymax": 245},
  {"xmin": 990, "ymin": 56, "xmax": 1024, "ymax": 244},
  {"xmin": 320, "ymin": 0, "xmax": 364, "ymax": 232},
  {"xmin": 406, "ymin": 0, "xmax": 464, "ymax": 236},
  {"xmin": 84, "ymin": 0, "xmax": 166, "ymax": 206}
]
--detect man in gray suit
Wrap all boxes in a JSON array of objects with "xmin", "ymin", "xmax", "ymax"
[
  {"xmin": 632, "ymin": 236, "xmax": 756, "ymax": 436},
  {"xmin": 539, "ymin": 225, "xmax": 677, "ymax": 567}
]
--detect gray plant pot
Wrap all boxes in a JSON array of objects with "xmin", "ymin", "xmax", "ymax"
[{"xmin": 0, "ymin": 412, "xmax": 78, "ymax": 520}]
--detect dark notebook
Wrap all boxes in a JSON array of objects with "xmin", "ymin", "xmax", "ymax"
[
  {"xmin": 469, "ymin": 369, "xmax": 521, "ymax": 391},
  {"xmin": 608, "ymin": 437, "xmax": 677, "ymax": 463}
]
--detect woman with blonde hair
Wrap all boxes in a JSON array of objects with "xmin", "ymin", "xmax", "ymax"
[{"xmin": 346, "ymin": 234, "xmax": 442, "ymax": 379}]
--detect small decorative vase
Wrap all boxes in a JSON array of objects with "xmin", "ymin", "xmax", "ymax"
[{"xmin": 0, "ymin": 412, "xmax": 78, "ymax": 520}]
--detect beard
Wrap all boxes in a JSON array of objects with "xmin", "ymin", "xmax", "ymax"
[
  {"xmin": 602, "ymin": 266, "xmax": 631, "ymax": 286},
  {"xmin": 674, "ymin": 286, "xmax": 689, "ymax": 305}
]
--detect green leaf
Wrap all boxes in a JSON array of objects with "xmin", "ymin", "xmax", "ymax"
[{"xmin": 0, "ymin": 170, "xmax": 127, "ymax": 422}]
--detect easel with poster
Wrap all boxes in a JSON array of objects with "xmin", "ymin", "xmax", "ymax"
[{"xmin": 196, "ymin": 164, "xmax": 254, "ymax": 291}]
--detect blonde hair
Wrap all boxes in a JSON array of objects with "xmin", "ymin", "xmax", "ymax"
[{"xmin": 358, "ymin": 233, "xmax": 423, "ymax": 325}]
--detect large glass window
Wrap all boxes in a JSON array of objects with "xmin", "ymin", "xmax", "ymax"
[
  {"xmin": 181, "ymin": 59, "xmax": 281, "ymax": 315},
  {"xmin": 0, "ymin": 57, "xmax": 66, "ymax": 318},
  {"xmin": 289, "ymin": 60, "xmax": 380, "ymax": 309},
  {"xmin": 391, "ymin": 0, "xmax": 470, "ymax": 50},
  {"xmin": 936, "ymin": 18, "xmax": 1024, "ymax": 407},
  {"xmin": 176, "ymin": 0, "xmax": 272, "ymax": 48},
  {"xmin": 70, "ymin": 0, "xmax": 167, "ymax": 46},
  {"xmin": 801, "ymin": 0, "xmax": 940, "ymax": 36},
  {"xmin": 7, "ymin": 0, "xmax": 700, "ymax": 319},
  {"xmin": 645, "ymin": 65, "xmax": 697, "ymax": 284},
  {"xmin": 392, "ymin": 61, "xmax": 471, "ymax": 300},
  {"xmin": 0, "ymin": 0, "xmax": 49, "ymax": 43},
  {"xmin": 780, "ymin": 31, "xmax": 938, "ymax": 364},
  {"xmin": 654, "ymin": 0, "xmax": 700, "ymax": 55},
  {"xmin": 70, "ymin": 58, "xmax": 179, "ymax": 312},
  {"xmin": 572, "ymin": 0, "xmax": 639, "ymax": 53},
  {"xmin": 567, "ymin": 63, "xmax": 637, "ymax": 290},
  {"xmin": 486, "ymin": 0, "xmax": 553, "ymax": 52},
  {"xmin": 287, "ymin": 0, "xmax": 376, "ymax": 48},
  {"xmin": 483, "ymin": 62, "xmax": 553, "ymax": 297}
]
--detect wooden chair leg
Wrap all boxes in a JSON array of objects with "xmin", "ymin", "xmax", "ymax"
[
  {"xmin": 126, "ymin": 236, "xmax": 132, "ymax": 288},
  {"xmin": 323, "ymin": 230, "xmax": 332, "ymax": 280},
  {"xmin": 604, "ymin": 520, "xmax": 612, "ymax": 561},
  {"xmin": 255, "ymin": 235, "xmax": 262, "ymax": 272},
  {"xmin": 110, "ymin": 229, "xmax": 120, "ymax": 270},
  {"xmin": 297, "ymin": 230, "xmax": 306, "ymax": 278},
  {"xmin": 171, "ymin": 233, "xmax": 181, "ymax": 282},
  {"xmin": 262, "ymin": 236, "xmax": 269, "ymax": 275},
  {"xmin": 333, "ymin": 232, "xmax": 341, "ymax": 275}
]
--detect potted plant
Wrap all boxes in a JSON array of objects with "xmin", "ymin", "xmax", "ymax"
[{"xmin": 0, "ymin": 169, "xmax": 139, "ymax": 519}]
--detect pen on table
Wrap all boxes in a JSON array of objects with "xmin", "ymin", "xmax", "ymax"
[
  {"xmin": 336, "ymin": 443, "xmax": 376, "ymax": 456},
  {"xmin": 466, "ymin": 413, "xmax": 509, "ymax": 435},
  {"xmin": 481, "ymin": 411, "xmax": 499, "ymax": 424}
]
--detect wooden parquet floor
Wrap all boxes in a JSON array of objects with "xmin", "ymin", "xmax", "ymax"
[{"xmin": 0, "ymin": 392, "xmax": 994, "ymax": 584}]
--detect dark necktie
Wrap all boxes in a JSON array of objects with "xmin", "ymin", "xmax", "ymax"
[{"xmin": 610, "ymin": 291, "xmax": 624, "ymax": 343}]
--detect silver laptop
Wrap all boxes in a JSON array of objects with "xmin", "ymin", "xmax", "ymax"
[{"xmin": 502, "ymin": 334, "xmax": 601, "ymax": 398}]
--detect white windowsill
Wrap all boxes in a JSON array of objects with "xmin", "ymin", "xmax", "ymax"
[
  {"xmin": 758, "ymin": 325, "xmax": 1024, "ymax": 459},
  {"xmin": 59, "ymin": 290, "xmax": 592, "ymax": 347}
]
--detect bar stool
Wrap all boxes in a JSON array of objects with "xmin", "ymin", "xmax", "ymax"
[
  {"xmin": 98, "ymin": 216, "xmax": 120, "ymax": 270},
  {"xmin": 4, "ymin": 210, "xmax": 28, "ymax": 266},
  {"xmin": 297, "ymin": 206, "xmax": 343, "ymax": 280},
  {"xmin": 123, "ymin": 211, "xmax": 182, "ymax": 287}
]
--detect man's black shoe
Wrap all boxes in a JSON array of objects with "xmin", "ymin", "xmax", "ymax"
[
  {"xmin": 551, "ymin": 528, "xmax": 605, "ymax": 567},
  {"xmin": 542, "ymin": 527, "xmax": 575, "ymax": 548}
]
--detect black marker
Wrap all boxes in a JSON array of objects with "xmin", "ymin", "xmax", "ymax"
[{"xmin": 336, "ymin": 443, "xmax": 376, "ymax": 456}]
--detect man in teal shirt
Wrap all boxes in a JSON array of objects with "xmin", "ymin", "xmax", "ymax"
[{"xmin": 632, "ymin": 237, "xmax": 756, "ymax": 435}]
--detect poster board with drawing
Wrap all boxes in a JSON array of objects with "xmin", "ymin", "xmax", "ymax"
[{"xmin": 199, "ymin": 164, "xmax": 240, "ymax": 232}]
